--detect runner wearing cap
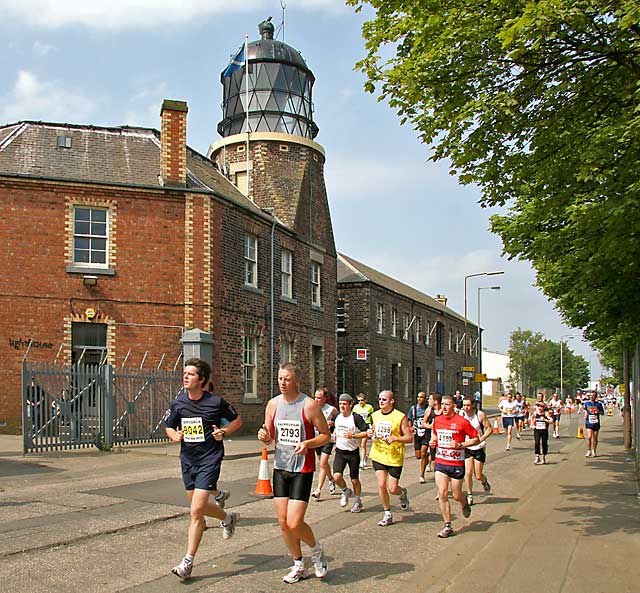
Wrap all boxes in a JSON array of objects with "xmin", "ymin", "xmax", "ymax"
[{"xmin": 332, "ymin": 393, "xmax": 369, "ymax": 513}]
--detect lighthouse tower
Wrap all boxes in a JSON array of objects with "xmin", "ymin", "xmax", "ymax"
[{"xmin": 209, "ymin": 19, "xmax": 333, "ymax": 248}]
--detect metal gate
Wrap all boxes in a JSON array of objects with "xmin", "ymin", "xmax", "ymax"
[{"xmin": 22, "ymin": 361, "xmax": 183, "ymax": 453}]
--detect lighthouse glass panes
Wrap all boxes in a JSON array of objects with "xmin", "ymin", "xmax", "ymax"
[{"xmin": 220, "ymin": 61, "xmax": 316, "ymax": 138}]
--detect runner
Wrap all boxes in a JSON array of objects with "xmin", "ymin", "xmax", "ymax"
[
  {"xmin": 423, "ymin": 393, "xmax": 443, "ymax": 473},
  {"xmin": 498, "ymin": 392, "xmax": 519, "ymax": 450},
  {"xmin": 583, "ymin": 390, "xmax": 605, "ymax": 458},
  {"xmin": 548, "ymin": 392, "xmax": 564, "ymax": 438},
  {"xmin": 352, "ymin": 393, "xmax": 375, "ymax": 469},
  {"xmin": 565, "ymin": 395, "xmax": 575, "ymax": 419},
  {"xmin": 532, "ymin": 400, "xmax": 553, "ymax": 464},
  {"xmin": 164, "ymin": 358, "xmax": 243, "ymax": 580},
  {"xmin": 430, "ymin": 394, "xmax": 480, "ymax": 538},
  {"xmin": 368, "ymin": 390, "xmax": 413, "ymax": 526},
  {"xmin": 257, "ymin": 363, "xmax": 331, "ymax": 583},
  {"xmin": 459, "ymin": 396, "xmax": 492, "ymax": 505},
  {"xmin": 407, "ymin": 391, "xmax": 430, "ymax": 483},
  {"xmin": 332, "ymin": 393, "xmax": 369, "ymax": 513},
  {"xmin": 514, "ymin": 392, "xmax": 525, "ymax": 439},
  {"xmin": 311, "ymin": 389, "xmax": 338, "ymax": 500}
]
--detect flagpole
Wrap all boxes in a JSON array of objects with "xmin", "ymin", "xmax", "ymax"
[{"xmin": 244, "ymin": 34, "xmax": 251, "ymax": 201}]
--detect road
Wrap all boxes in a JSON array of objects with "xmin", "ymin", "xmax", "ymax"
[{"xmin": 0, "ymin": 412, "xmax": 638, "ymax": 593}]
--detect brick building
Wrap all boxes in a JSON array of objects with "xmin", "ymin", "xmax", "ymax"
[
  {"xmin": 0, "ymin": 24, "xmax": 336, "ymax": 433},
  {"xmin": 337, "ymin": 253, "xmax": 479, "ymax": 411}
]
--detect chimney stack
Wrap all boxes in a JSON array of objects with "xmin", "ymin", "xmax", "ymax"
[
  {"xmin": 435, "ymin": 294, "xmax": 448, "ymax": 306},
  {"xmin": 160, "ymin": 99, "xmax": 188, "ymax": 187}
]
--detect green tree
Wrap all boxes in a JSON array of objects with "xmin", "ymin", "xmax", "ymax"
[{"xmin": 348, "ymin": 0, "xmax": 640, "ymax": 344}]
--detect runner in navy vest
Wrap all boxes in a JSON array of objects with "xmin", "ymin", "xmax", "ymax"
[
  {"xmin": 258, "ymin": 363, "xmax": 331, "ymax": 584},
  {"xmin": 584, "ymin": 390, "xmax": 605, "ymax": 458},
  {"xmin": 164, "ymin": 358, "xmax": 243, "ymax": 580},
  {"xmin": 407, "ymin": 391, "xmax": 430, "ymax": 483}
]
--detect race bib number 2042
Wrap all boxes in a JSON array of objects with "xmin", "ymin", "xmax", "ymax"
[{"xmin": 181, "ymin": 417, "xmax": 205, "ymax": 443}]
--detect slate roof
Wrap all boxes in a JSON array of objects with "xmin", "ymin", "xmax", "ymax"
[
  {"xmin": 337, "ymin": 253, "xmax": 470, "ymax": 325},
  {"xmin": 0, "ymin": 121, "xmax": 267, "ymax": 218}
]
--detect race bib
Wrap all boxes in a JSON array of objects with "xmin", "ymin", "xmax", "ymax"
[
  {"xmin": 535, "ymin": 420, "xmax": 547, "ymax": 430},
  {"xmin": 588, "ymin": 414, "xmax": 598, "ymax": 424},
  {"xmin": 436, "ymin": 447, "xmax": 463, "ymax": 460},
  {"xmin": 181, "ymin": 417, "xmax": 205, "ymax": 443},
  {"xmin": 334, "ymin": 425, "xmax": 349, "ymax": 439},
  {"xmin": 438, "ymin": 429, "xmax": 454, "ymax": 448},
  {"xmin": 277, "ymin": 420, "xmax": 302, "ymax": 446},
  {"xmin": 416, "ymin": 427, "xmax": 426, "ymax": 437},
  {"xmin": 375, "ymin": 421, "xmax": 392, "ymax": 440}
]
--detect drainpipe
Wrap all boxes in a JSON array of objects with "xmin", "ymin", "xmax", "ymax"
[{"xmin": 270, "ymin": 221, "xmax": 276, "ymax": 399}]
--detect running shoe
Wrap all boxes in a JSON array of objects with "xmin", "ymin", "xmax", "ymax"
[
  {"xmin": 171, "ymin": 558, "xmax": 193, "ymax": 580},
  {"xmin": 359, "ymin": 459, "xmax": 367, "ymax": 469},
  {"xmin": 328, "ymin": 481, "xmax": 337, "ymax": 495},
  {"xmin": 282, "ymin": 562, "xmax": 309, "ymax": 584},
  {"xmin": 215, "ymin": 489, "xmax": 230, "ymax": 510},
  {"xmin": 585, "ymin": 451, "xmax": 592, "ymax": 457},
  {"xmin": 516, "ymin": 433, "xmax": 521, "ymax": 440},
  {"xmin": 534, "ymin": 456, "xmax": 541, "ymax": 464},
  {"xmin": 351, "ymin": 499, "xmax": 363, "ymax": 513},
  {"xmin": 340, "ymin": 488, "xmax": 353, "ymax": 508},
  {"xmin": 591, "ymin": 451, "xmax": 597, "ymax": 457},
  {"xmin": 426, "ymin": 466, "xmax": 433, "ymax": 472},
  {"xmin": 419, "ymin": 475, "xmax": 426, "ymax": 484},
  {"xmin": 378, "ymin": 514, "xmax": 393, "ymax": 526},
  {"xmin": 399, "ymin": 487, "xmax": 410, "ymax": 510},
  {"xmin": 221, "ymin": 512, "xmax": 238, "ymax": 540},
  {"xmin": 506, "ymin": 444, "xmax": 511, "ymax": 451},
  {"xmin": 310, "ymin": 545, "xmax": 328, "ymax": 578},
  {"xmin": 466, "ymin": 493, "xmax": 474, "ymax": 506},
  {"xmin": 462, "ymin": 501, "xmax": 472, "ymax": 518},
  {"xmin": 437, "ymin": 525, "xmax": 454, "ymax": 538},
  {"xmin": 311, "ymin": 489, "xmax": 321, "ymax": 501},
  {"xmin": 481, "ymin": 478, "xmax": 491, "ymax": 493}
]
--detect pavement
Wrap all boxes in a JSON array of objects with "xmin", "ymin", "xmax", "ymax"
[{"xmin": 0, "ymin": 412, "xmax": 638, "ymax": 593}]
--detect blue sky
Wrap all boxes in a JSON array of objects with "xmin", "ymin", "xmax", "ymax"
[{"xmin": 0, "ymin": 0, "xmax": 602, "ymax": 380}]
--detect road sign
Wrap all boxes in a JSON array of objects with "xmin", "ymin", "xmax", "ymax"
[
  {"xmin": 356, "ymin": 348, "xmax": 368, "ymax": 361},
  {"xmin": 462, "ymin": 378, "xmax": 469, "ymax": 385},
  {"xmin": 462, "ymin": 371, "xmax": 474, "ymax": 379},
  {"xmin": 475, "ymin": 373, "xmax": 487, "ymax": 382},
  {"xmin": 462, "ymin": 366, "xmax": 475, "ymax": 372}
]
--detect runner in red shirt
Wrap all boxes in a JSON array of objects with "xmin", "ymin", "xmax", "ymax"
[{"xmin": 430, "ymin": 394, "xmax": 479, "ymax": 538}]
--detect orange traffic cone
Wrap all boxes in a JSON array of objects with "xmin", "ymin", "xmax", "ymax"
[
  {"xmin": 577, "ymin": 426, "xmax": 584, "ymax": 439},
  {"xmin": 492, "ymin": 418, "xmax": 500, "ymax": 434},
  {"xmin": 252, "ymin": 448, "xmax": 273, "ymax": 497}
]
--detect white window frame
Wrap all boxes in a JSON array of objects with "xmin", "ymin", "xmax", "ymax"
[
  {"xmin": 243, "ymin": 335, "xmax": 257, "ymax": 396},
  {"xmin": 280, "ymin": 339, "xmax": 294, "ymax": 365},
  {"xmin": 73, "ymin": 206, "xmax": 109, "ymax": 267},
  {"xmin": 311, "ymin": 261, "xmax": 321, "ymax": 307},
  {"xmin": 376, "ymin": 303, "xmax": 384, "ymax": 334},
  {"xmin": 403, "ymin": 313, "xmax": 410, "ymax": 341},
  {"xmin": 424, "ymin": 320, "xmax": 431, "ymax": 346},
  {"xmin": 337, "ymin": 299, "xmax": 346, "ymax": 332},
  {"xmin": 281, "ymin": 249, "xmax": 293, "ymax": 298},
  {"xmin": 244, "ymin": 234, "xmax": 258, "ymax": 287},
  {"xmin": 455, "ymin": 331, "xmax": 460, "ymax": 353},
  {"xmin": 415, "ymin": 317, "xmax": 421, "ymax": 343},
  {"xmin": 448, "ymin": 329, "xmax": 453, "ymax": 351},
  {"xmin": 391, "ymin": 309, "xmax": 398, "ymax": 337}
]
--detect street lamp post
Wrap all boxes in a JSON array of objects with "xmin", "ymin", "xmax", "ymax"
[
  {"xmin": 560, "ymin": 334, "xmax": 580, "ymax": 399},
  {"xmin": 477, "ymin": 286, "xmax": 501, "ymax": 407},
  {"xmin": 463, "ymin": 271, "xmax": 504, "ymax": 394}
]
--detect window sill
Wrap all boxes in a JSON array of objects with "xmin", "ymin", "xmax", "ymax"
[
  {"xmin": 280, "ymin": 295, "xmax": 298, "ymax": 305},
  {"xmin": 311, "ymin": 304, "xmax": 324, "ymax": 312},
  {"xmin": 242, "ymin": 285, "xmax": 264, "ymax": 296},
  {"xmin": 242, "ymin": 394, "xmax": 264, "ymax": 404},
  {"xmin": 66, "ymin": 265, "xmax": 115, "ymax": 276}
]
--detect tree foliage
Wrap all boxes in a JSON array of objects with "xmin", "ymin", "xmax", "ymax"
[
  {"xmin": 508, "ymin": 328, "xmax": 589, "ymax": 394},
  {"xmin": 348, "ymin": 0, "xmax": 640, "ymax": 345}
]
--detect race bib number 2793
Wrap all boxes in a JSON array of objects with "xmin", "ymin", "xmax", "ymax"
[{"xmin": 277, "ymin": 420, "xmax": 302, "ymax": 446}]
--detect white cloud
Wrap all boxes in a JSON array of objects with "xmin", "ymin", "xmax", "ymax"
[
  {"xmin": 0, "ymin": 70, "xmax": 97, "ymax": 123},
  {"xmin": 0, "ymin": 0, "xmax": 348, "ymax": 30},
  {"xmin": 32, "ymin": 41, "xmax": 57, "ymax": 56}
]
